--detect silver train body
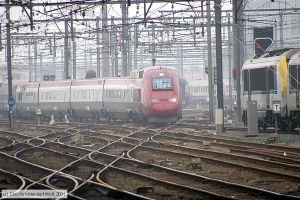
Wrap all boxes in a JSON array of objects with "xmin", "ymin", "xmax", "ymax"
[
  {"xmin": 242, "ymin": 48, "xmax": 300, "ymax": 130},
  {"xmin": 0, "ymin": 78, "xmax": 142, "ymax": 121},
  {"xmin": 0, "ymin": 66, "xmax": 182, "ymax": 123}
]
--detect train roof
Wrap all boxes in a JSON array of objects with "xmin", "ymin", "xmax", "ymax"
[
  {"xmin": 289, "ymin": 51, "xmax": 300, "ymax": 66},
  {"xmin": 130, "ymin": 66, "xmax": 177, "ymax": 78},
  {"xmin": 143, "ymin": 66, "xmax": 177, "ymax": 72},
  {"xmin": 242, "ymin": 48, "xmax": 300, "ymax": 70}
]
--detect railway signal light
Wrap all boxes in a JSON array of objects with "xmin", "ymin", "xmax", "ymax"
[
  {"xmin": 254, "ymin": 38, "xmax": 273, "ymax": 55},
  {"xmin": 253, "ymin": 27, "xmax": 273, "ymax": 55}
]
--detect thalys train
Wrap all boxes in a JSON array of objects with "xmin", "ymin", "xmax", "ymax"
[
  {"xmin": 0, "ymin": 66, "xmax": 182, "ymax": 123},
  {"xmin": 242, "ymin": 48, "xmax": 300, "ymax": 130}
]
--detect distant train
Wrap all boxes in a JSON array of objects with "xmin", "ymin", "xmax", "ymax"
[
  {"xmin": 0, "ymin": 66, "xmax": 182, "ymax": 123},
  {"xmin": 242, "ymin": 48, "xmax": 300, "ymax": 131},
  {"xmin": 189, "ymin": 79, "xmax": 236, "ymax": 108}
]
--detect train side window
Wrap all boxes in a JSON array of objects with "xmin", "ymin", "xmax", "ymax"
[
  {"xmin": 243, "ymin": 70, "xmax": 249, "ymax": 92},
  {"xmin": 298, "ymin": 66, "xmax": 300, "ymax": 89},
  {"xmin": 133, "ymin": 89, "xmax": 141, "ymax": 102},
  {"xmin": 290, "ymin": 65, "xmax": 298, "ymax": 90},
  {"xmin": 268, "ymin": 67, "xmax": 276, "ymax": 90},
  {"xmin": 249, "ymin": 68, "xmax": 276, "ymax": 91},
  {"xmin": 250, "ymin": 69, "xmax": 265, "ymax": 91}
]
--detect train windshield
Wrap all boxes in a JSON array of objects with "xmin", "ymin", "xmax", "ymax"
[
  {"xmin": 152, "ymin": 77, "xmax": 173, "ymax": 90},
  {"xmin": 289, "ymin": 65, "xmax": 300, "ymax": 90},
  {"xmin": 243, "ymin": 67, "xmax": 276, "ymax": 92}
]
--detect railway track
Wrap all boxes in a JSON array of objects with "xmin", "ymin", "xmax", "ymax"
[{"xmin": 0, "ymin": 118, "xmax": 300, "ymax": 199}]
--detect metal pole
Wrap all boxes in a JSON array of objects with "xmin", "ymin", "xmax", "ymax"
[
  {"xmin": 102, "ymin": 4, "xmax": 110, "ymax": 77},
  {"xmin": 28, "ymin": 44, "xmax": 32, "ymax": 82},
  {"xmin": 39, "ymin": 53, "xmax": 42, "ymax": 81},
  {"xmin": 0, "ymin": 23, "xmax": 2, "ymax": 51},
  {"xmin": 180, "ymin": 44, "xmax": 183, "ymax": 78},
  {"xmin": 134, "ymin": 23, "xmax": 138, "ymax": 70},
  {"xmin": 215, "ymin": 0, "xmax": 224, "ymax": 133},
  {"xmin": 279, "ymin": 12, "xmax": 283, "ymax": 49},
  {"xmin": 34, "ymin": 40, "xmax": 37, "ymax": 82},
  {"xmin": 121, "ymin": 2, "xmax": 128, "ymax": 76},
  {"xmin": 53, "ymin": 34, "xmax": 56, "ymax": 57},
  {"xmin": 96, "ymin": 17, "xmax": 100, "ymax": 77},
  {"xmin": 84, "ymin": 39, "xmax": 87, "ymax": 73},
  {"xmin": 64, "ymin": 19, "xmax": 70, "ymax": 79},
  {"xmin": 72, "ymin": 28, "xmax": 76, "ymax": 79},
  {"xmin": 233, "ymin": 0, "xmax": 243, "ymax": 121},
  {"xmin": 61, "ymin": 49, "xmax": 63, "ymax": 79},
  {"xmin": 151, "ymin": 25, "xmax": 155, "ymax": 66},
  {"xmin": 227, "ymin": 14, "xmax": 233, "ymax": 112},
  {"xmin": 110, "ymin": 16, "xmax": 118, "ymax": 76},
  {"xmin": 273, "ymin": 23, "xmax": 277, "ymax": 49},
  {"xmin": 70, "ymin": 13, "xmax": 76, "ymax": 79},
  {"xmin": 114, "ymin": 32, "xmax": 119, "ymax": 76},
  {"xmin": 53, "ymin": 47, "xmax": 56, "ymax": 80},
  {"xmin": 5, "ymin": 0, "xmax": 13, "ymax": 129},
  {"xmin": 90, "ymin": 50, "xmax": 92, "ymax": 69},
  {"xmin": 207, "ymin": 1, "xmax": 214, "ymax": 122},
  {"xmin": 110, "ymin": 17, "xmax": 114, "ymax": 76},
  {"xmin": 128, "ymin": 26, "xmax": 132, "ymax": 73}
]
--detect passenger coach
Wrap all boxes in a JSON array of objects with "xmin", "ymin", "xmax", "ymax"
[{"xmin": 0, "ymin": 66, "xmax": 182, "ymax": 123}]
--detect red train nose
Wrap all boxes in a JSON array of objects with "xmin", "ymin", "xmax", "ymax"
[{"xmin": 151, "ymin": 102, "xmax": 179, "ymax": 115}]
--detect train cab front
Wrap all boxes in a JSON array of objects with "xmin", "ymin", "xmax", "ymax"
[{"xmin": 145, "ymin": 69, "xmax": 182, "ymax": 123}]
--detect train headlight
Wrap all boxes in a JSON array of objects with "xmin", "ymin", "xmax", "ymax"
[
  {"xmin": 151, "ymin": 98, "xmax": 160, "ymax": 103},
  {"xmin": 169, "ymin": 98, "xmax": 177, "ymax": 103},
  {"xmin": 159, "ymin": 72, "xmax": 164, "ymax": 76}
]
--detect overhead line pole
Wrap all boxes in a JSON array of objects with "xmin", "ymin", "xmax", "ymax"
[
  {"xmin": 64, "ymin": 19, "xmax": 70, "ymax": 79},
  {"xmin": 34, "ymin": 39, "xmax": 37, "ymax": 81},
  {"xmin": 279, "ymin": 12, "xmax": 284, "ymax": 49},
  {"xmin": 28, "ymin": 43, "xmax": 32, "ymax": 82},
  {"xmin": 5, "ymin": 0, "xmax": 14, "ymax": 129},
  {"xmin": 214, "ymin": 0, "xmax": 224, "ymax": 133},
  {"xmin": 233, "ymin": 0, "xmax": 243, "ymax": 122},
  {"xmin": 102, "ymin": 4, "xmax": 110, "ymax": 77},
  {"xmin": 227, "ymin": 14, "xmax": 233, "ymax": 113},
  {"xmin": 121, "ymin": 2, "xmax": 128, "ymax": 76},
  {"xmin": 70, "ymin": 13, "xmax": 76, "ymax": 79},
  {"xmin": 134, "ymin": 23, "xmax": 138, "ymax": 70},
  {"xmin": 0, "ymin": 23, "xmax": 2, "ymax": 51},
  {"xmin": 96, "ymin": 17, "xmax": 101, "ymax": 77},
  {"xmin": 72, "ymin": 28, "xmax": 77, "ymax": 79},
  {"xmin": 207, "ymin": 1, "xmax": 214, "ymax": 123}
]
